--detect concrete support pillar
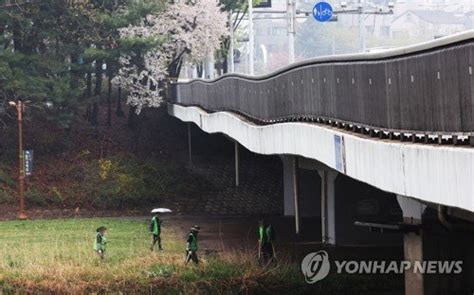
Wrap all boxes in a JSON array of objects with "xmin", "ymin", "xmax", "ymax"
[
  {"xmin": 281, "ymin": 155, "xmax": 300, "ymax": 234},
  {"xmin": 187, "ymin": 123, "xmax": 192, "ymax": 169},
  {"xmin": 292, "ymin": 156, "xmax": 300, "ymax": 234},
  {"xmin": 234, "ymin": 141, "xmax": 239, "ymax": 187},
  {"xmin": 397, "ymin": 195, "xmax": 426, "ymax": 295},
  {"xmin": 281, "ymin": 156, "xmax": 296, "ymax": 216},
  {"xmin": 318, "ymin": 170, "xmax": 337, "ymax": 245}
]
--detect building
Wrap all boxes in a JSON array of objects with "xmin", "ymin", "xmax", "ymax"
[{"xmin": 391, "ymin": 10, "xmax": 466, "ymax": 40}]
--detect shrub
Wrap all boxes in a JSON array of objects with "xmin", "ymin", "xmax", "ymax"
[
  {"xmin": 48, "ymin": 187, "xmax": 64, "ymax": 205},
  {"xmin": 25, "ymin": 187, "xmax": 47, "ymax": 206},
  {"xmin": 0, "ymin": 165, "xmax": 15, "ymax": 187},
  {"xmin": 0, "ymin": 189, "xmax": 14, "ymax": 204}
]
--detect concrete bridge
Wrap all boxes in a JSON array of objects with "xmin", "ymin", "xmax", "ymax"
[{"xmin": 168, "ymin": 31, "xmax": 474, "ymax": 295}]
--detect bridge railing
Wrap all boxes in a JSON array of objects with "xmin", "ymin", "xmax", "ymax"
[{"xmin": 173, "ymin": 32, "xmax": 474, "ymax": 135}]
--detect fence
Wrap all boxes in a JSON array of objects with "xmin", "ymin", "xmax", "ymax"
[{"xmin": 173, "ymin": 35, "xmax": 474, "ymax": 135}]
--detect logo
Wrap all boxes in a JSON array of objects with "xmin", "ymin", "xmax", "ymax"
[
  {"xmin": 300, "ymin": 251, "xmax": 463, "ymax": 284},
  {"xmin": 312, "ymin": 2, "xmax": 333, "ymax": 22},
  {"xmin": 301, "ymin": 250, "xmax": 330, "ymax": 284}
]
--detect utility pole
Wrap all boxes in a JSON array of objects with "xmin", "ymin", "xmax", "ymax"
[
  {"xmin": 357, "ymin": 0, "xmax": 366, "ymax": 52},
  {"xmin": 287, "ymin": 0, "xmax": 296, "ymax": 64},
  {"xmin": 248, "ymin": 0, "xmax": 254, "ymax": 75},
  {"xmin": 229, "ymin": 11, "xmax": 235, "ymax": 73},
  {"xmin": 9, "ymin": 100, "xmax": 28, "ymax": 220},
  {"xmin": 336, "ymin": 0, "xmax": 394, "ymax": 52}
]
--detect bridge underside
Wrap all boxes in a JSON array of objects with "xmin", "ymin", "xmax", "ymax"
[
  {"xmin": 169, "ymin": 103, "xmax": 474, "ymax": 295},
  {"xmin": 168, "ymin": 103, "xmax": 474, "ymax": 213}
]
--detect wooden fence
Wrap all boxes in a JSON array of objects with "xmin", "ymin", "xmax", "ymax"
[{"xmin": 173, "ymin": 37, "xmax": 474, "ymax": 135}]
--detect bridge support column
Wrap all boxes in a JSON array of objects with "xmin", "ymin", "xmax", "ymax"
[
  {"xmin": 187, "ymin": 123, "xmax": 192, "ymax": 169},
  {"xmin": 281, "ymin": 156, "xmax": 300, "ymax": 234},
  {"xmin": 292, "ymin": 156, "xmax": 300, "ymax": 235},
  {"xmin": 397, "ymin": 195, "xmax": 426, "ymax": 295},
  {"xmin": 318, "ymin": 170, "xmax": 337, "ymax": 245},
  {"xmin": 234, "ymin": 141, "xmax": 239, "ymax": 187},
  {"xmin": 282, "ymin": 156, "xmax": 296, "ymax": 217}
]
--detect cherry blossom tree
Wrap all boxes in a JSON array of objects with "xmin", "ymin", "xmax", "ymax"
[{"xmin": 115, "ymin": 0, "xmax": 229, "ymax": 113}]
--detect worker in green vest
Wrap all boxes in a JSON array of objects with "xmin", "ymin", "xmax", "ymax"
[
  {"xmin": 185, "ymin": 225, "xmax": 200, "ymax": 265},
  {"xmin": 258, "ymin": 219, "xmax": 275, "ymax": 265},
  {"xmin": 150, "ymin": 214, "xmax": 163, "ymax": 251},
  {"xmin": 94, "ymin": 226, "xmax": 107, "ymax": 259}
]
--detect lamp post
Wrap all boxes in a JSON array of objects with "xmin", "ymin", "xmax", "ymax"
[{"xmin": 9, "ymin": 100, "xmax": 28, "ymax": 220}]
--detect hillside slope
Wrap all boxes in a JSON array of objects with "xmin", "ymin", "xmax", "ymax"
[{"xmin": 0, "ymin": 103, "xmax": 283, "ymax": 217}]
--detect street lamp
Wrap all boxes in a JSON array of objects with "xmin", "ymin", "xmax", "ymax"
[{"xmin": 9, "ymin": 100, "xmax": 28, "ymax": 220}]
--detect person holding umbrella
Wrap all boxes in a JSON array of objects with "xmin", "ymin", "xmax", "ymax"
[
  {"xmin": 149, "ymin": 208, "xmax": 172, "ymax": 251},
  {"xmin": 150, "ymin": 213, "xmax": 163, "ymax": 251},
  {"xmin": 94, "ymin": 226, "xmax": 107, "ymax": 259},
  {"xmin": 185, "ymin": 225, "xmax": 200, "ymax": 265}
]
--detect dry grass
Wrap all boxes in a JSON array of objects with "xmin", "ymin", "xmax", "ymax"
[
  {"xmin": 0, "ymin": 218, "xmax": 402, "ymax": 294},
  {"xmin": 0, "ymin": 218, "xmax": 305, "ymax": 294}
]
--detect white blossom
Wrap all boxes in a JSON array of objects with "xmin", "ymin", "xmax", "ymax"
[{"xmin": 115, "ymin": 0, "xmax": 229, "ymax": 113}]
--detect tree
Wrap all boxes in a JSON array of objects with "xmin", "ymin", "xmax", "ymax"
[
  {"xmin": 0, "ymin": 0, "xmax": 85, "ymax": 127},
  {"xmin": 115, "ymin": 0, "xmax": 229, "ymax": 113}
]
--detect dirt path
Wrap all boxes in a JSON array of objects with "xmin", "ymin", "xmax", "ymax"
[{"xmin": 163, "ymin": 215, "xmax": 403, "ymax": 264}]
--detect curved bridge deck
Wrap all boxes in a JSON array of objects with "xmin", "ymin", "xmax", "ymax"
[
  {"xmin": 172, "ymin": 32, "xmax": 474, "ymax": 146},
  {"xmin": 169, "ymin": 32, "xmax": 474, "ymax": 213}
]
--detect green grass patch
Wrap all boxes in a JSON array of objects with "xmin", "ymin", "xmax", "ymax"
[
  {"xmin": 0, "ymin": 218, "xmax": 305, "ymax": 294},
  {"xmin": 0, "ymin": 218, "xmax": 402, "ymax": 294}
]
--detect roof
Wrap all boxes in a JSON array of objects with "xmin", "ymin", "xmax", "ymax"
[{"xmin": 393, "ymin": 10, "xmax": 466, "ymax": 25}]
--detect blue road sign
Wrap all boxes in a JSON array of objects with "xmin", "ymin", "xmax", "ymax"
[
  {"xmin": 313, "ymin": 2, "xmax": 333, "ymax": 22},
  {"xmin": 24, "ymin": 150, "xmax": 33, "ymax": 176}
]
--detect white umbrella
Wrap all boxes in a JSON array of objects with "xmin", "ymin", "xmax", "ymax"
[{"xmin": 151, "ymin": 208, "xmax": 173, "ymax": 213}]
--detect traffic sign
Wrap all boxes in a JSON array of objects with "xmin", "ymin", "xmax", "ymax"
[{"xmin": 313, "ymin": 2, "xmax": 333, "ymax": 22}]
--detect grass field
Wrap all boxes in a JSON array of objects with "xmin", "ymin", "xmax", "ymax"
[
  {"xmin": 0, "ymin": 218, "xmax": 404, "ymax": 294},
  {"xmin": 0, "ymin": 218, "xmax": 306, "ymax": 294}
]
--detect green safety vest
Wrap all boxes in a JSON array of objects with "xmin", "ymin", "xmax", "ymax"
[
  {"xmin": 187, "ymin": 233, "xmax": 198, "ymax": 251},
  {"xmin": 151, "ymin": 216, "xmax": 160, "ymax": 235},
  {"xmin": 259, "ymin": 225, "xmax": 273, "ymax": 243},
  {"xmin": 94, "ymin": 232, "xmax": 107, "ymax": 252},
  {"xmin": 259, "ymin": 225, "xmax": 266, "ymax": 242}
]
